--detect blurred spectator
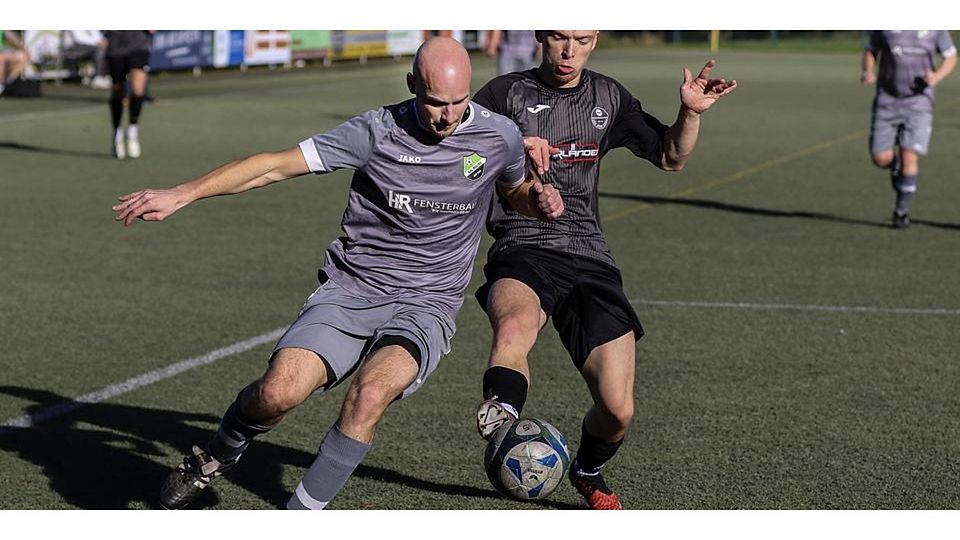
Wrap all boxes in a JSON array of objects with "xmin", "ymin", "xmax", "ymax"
[
  {"xmin": 0, "ymin": 30, "xmax": 31, "ymax": 95},
  {"xmin": 484, "ymin": 31, "xmax": 538, "ymax": 75},
  {"xmin": 104, "ymin": 31, "xmax": 153, "ymax": 160},
  {"xmin": 63, "ymin": 30, "xmax": 110, "ymax": 89}
]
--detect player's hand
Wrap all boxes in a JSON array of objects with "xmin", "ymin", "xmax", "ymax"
[
  {"xmin": 112, "ymin": 188, "xmax": 190, "ymax": 226},
  {"xmin": 523, "ymin": 136, "xmax": 560, "ymax": 176},
  {"xmin": 679, "ymin": 59, "xmax": 737, "ymax": 115},
  {"xmin": 862, "ymin": 70, "xmax": 877, "ymax": 85},
  {"xmin": 924, "ymin": 70, "xmax": 939, "ymax": 88},
  {"xmin": 530, "ymin": 179, "xmax": 563, "ymax": 220}
]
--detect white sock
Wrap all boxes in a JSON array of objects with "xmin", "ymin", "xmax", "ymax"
[
  {"xmin": 114, "ymin": 129, "xmax": 124, "ymax": 142},
  {"xmin": 127, "ymin": 124, "xmax": 139, "ymax": 140}
]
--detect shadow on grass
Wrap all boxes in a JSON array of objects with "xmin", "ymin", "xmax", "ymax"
[
  {"xmin": 597, "ymin": 191, "xmax": 960, "ymax": 230},
  {"xmin": 0, "ymin": 141, "xmax": 111, "ymax": 160},
  {"xmin": 0, "ymin": 386, "xmax": 578, "ymax": 510}
]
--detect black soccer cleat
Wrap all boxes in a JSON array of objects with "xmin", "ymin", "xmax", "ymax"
[
  {"xmin": 159, "ymin": 445, "xmax": 236, "ymax": 509},
  {"xmin": 892, "ymin": 211, "xmax": 910, "ymax": 229}
]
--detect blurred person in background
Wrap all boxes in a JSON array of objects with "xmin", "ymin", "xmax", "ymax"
[
  {"xmin": 64, "ymin": 30, "xmax": 110, "ymax": 89},
  {"xmin": 485, "ymin": 30, "xmax": 539, "ymax": 75},
  {"xmin": 862, "ymin": 30, "xmax": 956, "ymax": 229},
  {"xmin": 0, "ymin": 30, "xmax": 31, "ymax": 96},
  {"xmin": 103, "ymin": 30, "xmax": 153, "ymax": 160}
]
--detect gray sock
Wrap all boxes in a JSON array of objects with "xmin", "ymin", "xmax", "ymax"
[
  {"xmin": 893, "ymin": 173, "xmax": 918, "ymax": 215},
  {"xmin": 286, "ymin": 425, "xmax": 371, "ymax": 510},
  {"xmin": 206, "ymin": 390, "xmax": 273, "ymax": 463}
]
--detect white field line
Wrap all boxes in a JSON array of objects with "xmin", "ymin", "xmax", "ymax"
[
  {"xmin": 4, "ymin": 297, "xmax": 959, "ymax": 435},
  {"xmin": 0, "ymin": 327, "xmax": 286, "ymax": 436},
  {"xmin": 632, "ymin": 298, "xmax": 960, "ymax": 316}
]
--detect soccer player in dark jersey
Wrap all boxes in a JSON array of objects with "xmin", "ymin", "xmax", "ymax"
[
  {"xmin": 862, "ymin": 31, "xmax": 956, "ymax": 229},
  {"xmin": 103, "ymin": 31, "xmax": 154, "ymax": 160},
  {"xmin": 113, "ymin": 37, "xmax": 562, "ymax": 510},
  {"xmin": 471, "ymin": 30, "xmax": 737, "ymax": 509}
]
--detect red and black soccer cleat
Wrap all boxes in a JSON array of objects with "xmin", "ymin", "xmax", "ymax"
[{"xmin": 569, "ymin": 465, "xmax": 622, "ymax": 510}]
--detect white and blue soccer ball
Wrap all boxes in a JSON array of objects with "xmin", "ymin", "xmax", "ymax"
[{"xmin": 483, "ymin": 417, "xmax": 570, "ymax": 500}]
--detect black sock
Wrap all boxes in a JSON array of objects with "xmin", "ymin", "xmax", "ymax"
[
  {"xmin": 482, "ymin": 366, "xmax": 528, "ymax": 415},
  {"xmin": 574, "ymin": 419, "xmax": 624, "ymax": 474},
  {"xmin": 109, "ymin": 94, "xmax": 123, "ymax": 130},
  {"xmin": 129, "ymin": 94, "xmax": 144, "ymax": 124}
]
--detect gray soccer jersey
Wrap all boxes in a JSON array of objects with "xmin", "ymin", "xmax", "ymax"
[
  {"xmin": 868, "ymin": 30, "xmax": 957, "ymax": 110},
  {"xmin": 298, "ymin": 99, "xmax": 526, "ymax": 314}
]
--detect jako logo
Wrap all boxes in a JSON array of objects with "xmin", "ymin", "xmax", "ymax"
[
  {"xmin": 389, "ymin": 190, "xmax": 414, "ymax": 213},
  {"xmin": 398, "ymin": 154, "xmax": 421, "ymax": 163},
  {"xmin": 556, "ymin": 143, "xmax": 599, "ymax": 162}
]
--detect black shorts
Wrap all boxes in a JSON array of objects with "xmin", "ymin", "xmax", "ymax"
[
  {"xmin": 475, "ymin": 246, "xmax": 644, "ymax": 370},
  {"xmin": 107, "ymin": 50, "xmax": 150, "ymax": 84}
]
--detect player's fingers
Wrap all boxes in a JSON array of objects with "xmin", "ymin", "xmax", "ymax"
[
  {"xmin": 682, "ymin": 67, "xmax": 692, "ymax": 85},
  {"xmin": 532, "ymin": 179, "xmax": 544, "ymax": 194},
  {"xmin": 116, "ymin": 190, "xmax": 145, "ymax": 202},
  {"xmin": 697, "ymin": 59, "xmax": 716, "ymax": 79}
]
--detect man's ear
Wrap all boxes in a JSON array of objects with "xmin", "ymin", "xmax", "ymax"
[{"xmin": 406, "ymin": 72, "xmax": 416, "ymax": 94}]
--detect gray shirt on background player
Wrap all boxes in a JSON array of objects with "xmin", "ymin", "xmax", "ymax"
[{"xmin": 867, "ymin": 30, "xmax": 956, "ymax": 111}]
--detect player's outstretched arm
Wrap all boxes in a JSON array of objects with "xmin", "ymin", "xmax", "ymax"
[
  {"xmin": 112, "ymin": 147, "xmax": 309, "ymax": 226},
  {"xmin": 499, "ymin": 169, "xmax": 564, "ymax": 220},
  {"xmin": 662, "ymin": 59, "xmax": 737, "ymax": 171}
]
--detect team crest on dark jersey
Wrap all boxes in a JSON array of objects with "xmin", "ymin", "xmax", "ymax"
[
  {"xmin": 463, "ymin": 152, "xmax": 487, "ymax": 180},
  {"xmin": 591, "ymin": 107, "xmax": 609, "ymax": 130}
]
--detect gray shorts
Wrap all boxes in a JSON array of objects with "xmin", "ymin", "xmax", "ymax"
[
  {"xmin": 274, "ymin": 276, "xmax": 456, "ymax": 399},
  {"xmin": 870, "ymin": 99, "xmax": 933, "ymax": 155}
]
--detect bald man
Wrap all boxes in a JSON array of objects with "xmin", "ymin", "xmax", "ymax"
[{"xmin": 113, "ymin": 37, "xmax": 563, "ymax": 510}]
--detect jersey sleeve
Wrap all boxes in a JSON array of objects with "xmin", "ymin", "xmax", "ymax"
[
  {"xmin": 606, "ymin": 82, "xmax": 668, "ymax": 167},
  {"xmin": 498, "ymin": 121, "xmax": 526, "ymax": 188},
  {"xmin": 866, "ymin": 31, "xmax": 882, "ymax": 53},
  {"xmin": 298, "ymin": 109, "xmax": 378, "ymax": 174},
  {"xmin": 473, "ymin": 76, "xmax": 513, "ymax": 117},
  {"xmin": 937, "ymin": 31, "xmax": 957, "ymax": 57}
]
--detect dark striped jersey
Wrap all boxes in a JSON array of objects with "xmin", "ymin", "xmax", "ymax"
[{"xmin": 473, "ymin": 69, "xmax": 668, "ymax": 267}]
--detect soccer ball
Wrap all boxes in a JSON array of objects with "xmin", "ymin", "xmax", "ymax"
[{"xmin": 484, "ymin": 417, "xmax": 570, "ymax": 500}]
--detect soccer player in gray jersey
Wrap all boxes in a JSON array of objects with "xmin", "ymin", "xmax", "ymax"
[
  {"xmin": 485, "ymin": 31, "xmax": 539, "ymax": 75},
  {"xmin": 112, "ymin": 37, "xmax": 563, "ymax": 510},
  {"xmin": 862, "ymin": 30, "xmax": 956, "ymax": 229},
  {"xmin": 471, "ymin": 30, "xmax": 737, "ymax": 509}
]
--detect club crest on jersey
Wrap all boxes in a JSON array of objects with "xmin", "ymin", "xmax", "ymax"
[
  {"xmin": 591, "ymin": 107, "xmax": 609, "ymax": 130},
  {"xmin": 463, "ymin": 152, "xmax": 487, "ymax": 180}
]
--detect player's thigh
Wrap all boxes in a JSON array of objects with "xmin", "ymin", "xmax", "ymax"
[
  {"xmin": 580, "ymin": 332, "xmax": 637, "ymax": 415},
  {"xmin": 273, "ymin": 276, "xmax": 395, "ymax": 394},
  {"xmin": 262, "ymin": 347, "xmax": 330, "ymax": 402},
  {"xmin": 349, "ymin": 343, "xmax": 420, "ymax": 404},
  {"xmin": 487, "ymin": 278, "xmax": 548, "ymax": 333},
  {"xmin": 374, "ymin": 299, "xmax": 457, "ymax": 399},
  {"xmin": 869, "ymin": 102, "xmax": 900, "ymax": 155},
  {"xmin": 900, "ymin": 110, "xmax": 933, "ymax": 156},
  {"xmin": 552, "ymin": 260, "xmax": 643, "ymax": 372}
]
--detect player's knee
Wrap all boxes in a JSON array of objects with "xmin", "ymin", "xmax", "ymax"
[
  {"xmin": 492, "ymin": 314, "xmax": 539, "ymax": 348},
  {"xmin": 599, "ymin": 397, "xmax": 634, "ymax": 431},
  {"xmin": 343, "ymin": 379, "xmax": 395, "ymax": 426},
  {"xmin": 255, "ymin": 379, "xmax": 302, "ymax": 416},
  {"xmin": 871, "ymin": 154, "xmax": 891, "ymax": 168}
]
